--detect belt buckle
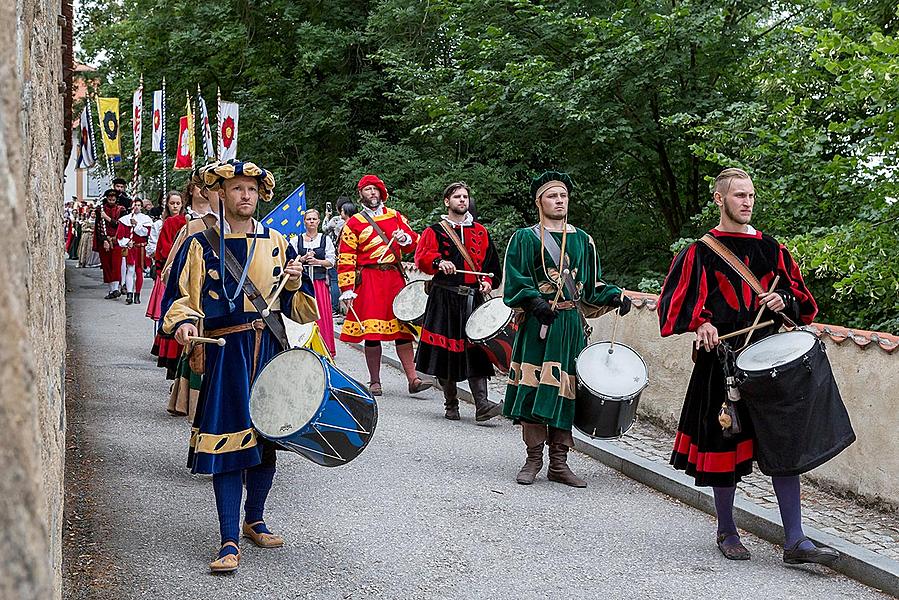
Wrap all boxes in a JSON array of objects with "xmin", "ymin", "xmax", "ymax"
[{"xmin": 457, "ymin": 286, "xmax": 471, "ymax": 296}]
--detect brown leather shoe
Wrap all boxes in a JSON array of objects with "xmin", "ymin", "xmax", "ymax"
[
  {"xmin": 717, "ymin": 532, "xmax": 751, "ymax": 560},
  {"xmin": 546, "ymin": 443, "xmax": 587, "ymax": 488},
  {"xmin": 408, "ymin": 377, "xmax": 433, "ymax": 394},
  {"xmin": 209, "ymin": 541, "xmax": 240, "ymax": 573},
  {"xmin": 368, "ymin": 382, "xmax": 382, "ymax": 396},
  {"xmin": 242, "ymin": 521, "xmax": 284, "ymax": 548}
]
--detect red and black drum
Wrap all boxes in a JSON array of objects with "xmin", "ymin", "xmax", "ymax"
[{"xmin": 465, "ymin": 297, "xmax": 518, "ymax": 374}]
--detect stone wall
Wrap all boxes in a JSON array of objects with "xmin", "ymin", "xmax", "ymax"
[{"xmin": 1, "ymin": 0, "xmax": 66, "ymax": 598}]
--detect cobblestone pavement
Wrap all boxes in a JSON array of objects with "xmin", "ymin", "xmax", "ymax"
[{"xmin": 485, "ymin": 377, "xmax": 899, "ymax": 563}]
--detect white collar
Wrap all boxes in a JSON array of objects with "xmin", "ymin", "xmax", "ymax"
[
  {"xmin": 362, "ymin": 203, "xmax": 385, "ymax": 217},
  {"xmin": 442, "ymin": 212, "xmax": 473, "ymax": 227},
  {"xmin": 215, "ymin": 214, "xmax": 263, "ymax": 235}
]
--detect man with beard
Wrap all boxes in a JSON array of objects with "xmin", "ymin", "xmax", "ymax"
[
  {"xmin": 503, "ymin": 171, "xmax": 631, "ymax": 487},
  {"xmin": 94, "ymin": 188, "xmax": 124, "ymax": 299},
  {"xmin": 414, "ymin": 182, "xmax": 503, "ymax": 422},
  {"xmin": 337, "ymin": 174, "xmax": 432, "ymax": 396},
  {"xmin": 658, "ymin": 168, "xmax": 838, "ymax": 565},
  {"xmin": 112, "ymin": 177, "xmax": 133, "ymax": 211}
]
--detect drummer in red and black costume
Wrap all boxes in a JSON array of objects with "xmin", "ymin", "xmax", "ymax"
[
  {"xmin": 162, "ymin": 159, "xmax": 318, "ymax": 573},
  {"xmin": 94, "ymin": 189, "xmax": 124, "ymax": 299},
  {"xmin": 414, "ymin": 182, "xmax": 503, "ymax": 422},
  {"xmin": 658, "ymin": 167, "xmax": 837, "ymax": 566},
  {"xmin": 337, "ymin": 174, "xmax": 432, "ymax": 396}
]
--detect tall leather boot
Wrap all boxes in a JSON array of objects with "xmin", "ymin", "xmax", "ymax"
[
  {"xmin": 439, "ymin": 378, "xmax": 460, "ymax": 420},
  {"xmin": 125, "ymin": 292, "xmax": 134, "ymax": 305},
  {"xmin": 471, "ymin": 377, "xmax": 502, "ymax": 422},
  {"xmin": 547, "ymin": 427, "xmax": 586, "ymax": 488},
  {"xmin": 134, "ymin": 292, "xmax": 141, "ymax": 304},
  {"xmin": 516, "ymin": 422, "xmax": 547, "ymax": 485}
]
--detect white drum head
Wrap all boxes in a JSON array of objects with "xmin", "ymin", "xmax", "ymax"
[
  {"xmin": 282, "ymin": 316, "xmax": 315, "ymax": 348},
  {"xmin": 465, "ymin": 298, "xmax": 512, "ymax": 341},
  {"xmin": 250, "ymin": 349, "xmax": 326, "ymax": 438},
  {"xmin": 577, "ymin": 342, "xmax": 649, "ymax": 399},
  {"xmin": 736, "ymin": 330, "xmax": 817, "ymax": 372},
  {"xmin": 393, "ymin": 280, "xmax": 429, "ymax": 321}
]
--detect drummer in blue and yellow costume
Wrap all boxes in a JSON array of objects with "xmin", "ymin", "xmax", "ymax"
[
  {"xmin": 162, "ymin": 160, "xmax": 318, "ymax": 573},
  {"xmin": 503, "ymin": 171, "xmax": 631, "ymax": 488}
]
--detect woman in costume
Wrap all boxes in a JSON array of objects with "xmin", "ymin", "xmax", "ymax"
[
  {"xmin": 292, "ymin": 208, "xmax": 336, "ymax": 357},
  {"xmin": 145, "ymin": 190, "xmax": 184, "ymax": 324}
]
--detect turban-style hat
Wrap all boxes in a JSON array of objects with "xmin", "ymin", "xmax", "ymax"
[
  {"xmin": 357, "ymin": 174, "xmax": 389, "ymax": 202},
  {"xmin": 203, "ymin": 159, "xmax": 276, "ymax": 202},
  {"xmin": 530, "ymin": 170, "xmax": 574, "ymax": 201}
]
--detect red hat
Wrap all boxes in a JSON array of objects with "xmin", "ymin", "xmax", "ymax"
[{"xmin": 357, "ymin": 174, "xmax": 389, "ymax": 202}]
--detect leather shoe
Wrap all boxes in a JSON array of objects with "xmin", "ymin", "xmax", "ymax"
[
  {"xmin": 209, "ymin": 542, "xmax": 240, "ymax": 573},
  {"xmin": 242, "ymin": 521, "xmax": 284, "ymax": 548},
  {"xmin": 783, "ymin": 538, "xmax": 838, "ymax": 565},
  {"xmin": 368, "ymin": 382, "xmax": 382, "ymax": 396},
  {"xmin": 717, "ymin": 532, "xmax": 751, "ymax": 560},
  {"xmin": 475, "ymin": 401, "xmax": 503, "ymax": 422},
  {"xmin": 408, "ymin": 377, "xmax": 433, "ymax": 394}
]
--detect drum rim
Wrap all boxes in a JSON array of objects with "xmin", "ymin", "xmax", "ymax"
[
  {"xmin": 576, "ymin": 340, "xmax": 650, "ymax": 401},
  {"xmin": 736, "ymin": 329, "xmax": 819, "ymax": 374},
  {"xmin": 249, "ymin": 347, "xmax": 330, "ymax": 440},
  {"xmin": 392, "ymin": 279, "xmax": 428, "ymax": 321},
  {"xmin": 465, "ymin": 297, "xmax": 514, "ymax": 343}
]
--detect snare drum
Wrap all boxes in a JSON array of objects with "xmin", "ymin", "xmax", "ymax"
[
  {"xmin": 250, "ymin": 348, "xmax": 378, "ymax": 467},
  {"xmin": 392, "ymin": 280, "xmax": 429, "ymax": 327},
  {"xmin": 574, "ymin": 341, "xmax": 649, "ymax": 439},
  {"xmin": 465, "ymin": 297, "xmax": 518, "ymax": 374},
  {"xmin": 736, "ymin": 330, "xmax": 855, "ymax": 476}
]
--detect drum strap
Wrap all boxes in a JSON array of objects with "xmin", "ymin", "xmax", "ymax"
[
  {"xmin": 529, "ymin": 225, "xmax": 591, "ymax": 340},
  {"xmin": 438, "ymin": 221, "xmax": 478, "ymax": 273},
  {"xmin": 202, "ymin": 227, "xmax": 290, "ymax": 350},
  {"xmin": 360, "ymin": 212, "xmax": 408, "ymax": 281},
  {"xmin": 698, "ymin": 234, "xmax": 798, "ymax": 328}
]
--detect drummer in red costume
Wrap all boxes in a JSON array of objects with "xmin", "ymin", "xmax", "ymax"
[
  {"xmin": 94, "ymin": 189, "xmax": 124, "ymax": 299},
  {"xmin": 337, "ymin": 174, "xmax": 432, "ymax": 396},
  {"xmin": 658, "ymin": 167, "xmax": 837, "ymax": 566},
  {"xmin": 414, "ymin": 182, "xmax": 503, "ymax": 422}
]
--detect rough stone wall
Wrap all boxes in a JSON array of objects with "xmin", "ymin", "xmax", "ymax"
[{"xmin": 1, "ymin": 0, "xmax": 66, "ymax": 598}]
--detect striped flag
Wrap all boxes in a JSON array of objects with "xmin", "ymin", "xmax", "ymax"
[
  {"xmin": 75, "ymin": 105, "xmax": 96, "ymax": 169},
  {"xmin": 197, "ymin": 91, "xmax": 215, "ymax": 160},
  {"xmin": 132, "ymin": 87, "xmax": 142, "ymax": 157}
]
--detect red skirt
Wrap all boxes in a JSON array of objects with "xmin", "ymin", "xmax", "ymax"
[
  {"xmin": 339, "ymin": 267, "xmax": 415, "ymax": 344},
  {"xmin": 145, "ymin": 275, "xmax": 165, "ymax": 320}
]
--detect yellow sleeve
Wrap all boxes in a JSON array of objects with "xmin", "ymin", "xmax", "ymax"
[{"xmin": 162, "ymin": 239, "xmax": 207, "ymax": 334}]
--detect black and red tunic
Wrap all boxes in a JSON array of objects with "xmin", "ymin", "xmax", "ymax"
[
  {"xmin": 658, "ymin": 228, "xmax": 817, "ymax": 487},
  {"xmin": 413, "ymin": 219, "xmax": 502, "ymax": 382}
]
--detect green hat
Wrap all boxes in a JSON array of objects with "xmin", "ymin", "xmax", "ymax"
[{"xmin": 530, "ymin": 170, "xmax": 573, "ymax": 200}]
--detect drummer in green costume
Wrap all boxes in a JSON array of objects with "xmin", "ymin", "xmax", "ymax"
[{"xmin": 503, "ymin": 171, "xmax": 632, "ymax": 487}]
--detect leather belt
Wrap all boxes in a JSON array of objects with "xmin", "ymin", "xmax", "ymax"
[
  {"xmin": 554, "ymin": 300, "xmax": 577, "ymax": 310},
  {"xmin": 361, "ymin": 264, "xmax": 399, "ymax": 271},
  {"xmin": 206, "ymin": 319, "xmax": 267, "ymax": 380},
  {"xmin": 430, "ymin": 281, "xmax": 476, "ymax": 296}
]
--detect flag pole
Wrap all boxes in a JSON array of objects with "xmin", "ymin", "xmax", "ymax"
[
  {"xmin": 196, "ymin": 83, "xmax": 201, "ymax": 164},
  {"xmin": 161, "ymin": 76, "xmax": 167, "ymax": 192},
  {"xmin": 216, "ymin": 86, "xmax": 222, "ymax": 161},
  {"xmin": 132, "ymin": 74, "xmax": 143, "ymax": 197}
]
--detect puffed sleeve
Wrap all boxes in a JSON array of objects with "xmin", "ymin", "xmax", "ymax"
[
  {"xmin": 414, "ymin": 226, "xmax": 441, "ymax": 275},
  {"xmin": 336, "ymin": 221, "xmax": 359, "ymax": 292},
  {"xmin": 162, "ymin": 237, "xmax": 207, "ymax": 334},
  {"xmin": 658, "ymin": 243, "xmax": 711, "ymax": 336},
  {"xmin": 580, "ymin": 234, "xmax": 622, "ymax": 318},
  {"xmin": 503, "ymin": 229, "xmax": 542, "ymax": 309},
  {"xmin": 775, "ymin": 243, "xmax": 818, "ymax": 325}
]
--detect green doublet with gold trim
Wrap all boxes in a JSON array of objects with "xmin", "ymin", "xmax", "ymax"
[{"xmin": 502, "ymin": 226, "xmax": 621, "ymax": 431}]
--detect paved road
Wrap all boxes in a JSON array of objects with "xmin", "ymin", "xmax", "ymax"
[{"xmin": 63, "ymin": 263, "xmax": 888, "ymax": 599}]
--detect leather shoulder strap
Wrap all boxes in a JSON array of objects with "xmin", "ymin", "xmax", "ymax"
[
  {"xmin": 529, "ymin": 225, "xmax": 578, "ymax": 300},
  {"xmin": 698, "ymin": 234, "xmax": 764, "ymax": 294},
  {"xmin": 201, "ymin": 227, "xmax": 290, "ymax": 350},
  {"xmin": 438, "ymin": 221, "xmax": 477, "ymax": 272},
  {"xmin": 359, "ymin": 211, "xmax": 407, "ymax": 279}
]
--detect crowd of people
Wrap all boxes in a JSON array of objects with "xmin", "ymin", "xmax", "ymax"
[{"xmin": 65, "ymin": 162, "xmax": 844, "ymax": 574}]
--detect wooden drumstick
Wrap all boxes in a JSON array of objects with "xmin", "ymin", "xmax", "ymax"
[
  {"xmin": 742, "ymin": 275, "xmax": 780, "ymax": 349},
  {"xmin": 349, "ymin": 303, "xmax": 367, "ymax": 333},
  {"xmin": 455, "ymin": 269, "xmax": 495, "ymax": 278},
  {"xmin": 608, "ymin": 289, "xmax": 625, "ymax": 354},
  {"xmin": 261, "ymin": 274, "xmax": 291, "ymax": 318},
  {"xmin": 718, "ymin": 320, "xmax": 775, "ymax": 342},
  {"xmin": 376, "ymin": 237, "xmax": 398, "ymax": 264},
  {"xmin": 187, "ymin": 335, "xmax": 226, "ymax": 347}
]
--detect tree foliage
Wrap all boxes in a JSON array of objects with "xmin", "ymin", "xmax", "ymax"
[{"xmin": 77, "ymin": 0, "xmax": 899, "ymax": 332}]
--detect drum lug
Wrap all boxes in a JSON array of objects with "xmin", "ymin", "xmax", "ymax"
[
  {"xmin": 770, "ymin": 368, "xmax": 778, "ymax": 379},
  {"xmin": 803, "ymin": 356, "xmax": 812, "ymax": 372}
]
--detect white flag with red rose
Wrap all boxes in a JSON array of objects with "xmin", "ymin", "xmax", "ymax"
[
  {"xmin": 218, "ymin": 100, "xmax": 238, "ymax": 161},
  {"xmin": 151, "ymin": 90, "xmax": 163, "ymax": 152}
]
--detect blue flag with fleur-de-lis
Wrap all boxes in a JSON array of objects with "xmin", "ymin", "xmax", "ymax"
[{"xmin": 261, "ymin": 183, "xmax": 306, "ymax": 239}]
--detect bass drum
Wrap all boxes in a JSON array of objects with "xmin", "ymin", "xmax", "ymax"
[
  {"xmin": 574, "ymin": 341, "xmax": 649, "ymax": 439},
  {"xmin": 464, "ymin": 297, "xmax": 517, "ymax": 374},
  {"xmin": 392, "ymin": 280, "xmax": 429, "ymax": 327},
  {"xmin": 250, "ymin": 348, "xmax": 378, "ymax": 467}
]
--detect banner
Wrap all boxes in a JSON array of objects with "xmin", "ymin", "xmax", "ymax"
[
  {"xmin": 132, "ymin": 87, "xmax": 142, "ymax": 157},
  {"xmin": 218, "ymin": 100, "xmax": 238, "ymax": 161},
  {"xmin": 75, "ymin": 105, "xmax": 96, "ymax": 169},
  {"xmin": 261, "ymin": 184, "xmax": 307, "ymax": 238},
  {"xmin": 97, "ymin": 97, "xmax": 121, "ymax": 158},
  {"xmin": 151, "ymin": 90, "xmax": 163, "ymax": 152},
  {"xmin": 198, "ymin": 92, "xmax": 215, "ymax": 161},
  {"xmin": 174, "ymin": 115, "xmax": 193, "ymax": 170}
]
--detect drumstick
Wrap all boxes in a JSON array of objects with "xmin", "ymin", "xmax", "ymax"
[
  {"xmin": 261, "ymin": 273, "xmax": 291, "ymax": 318},
  {"xmin": 187, "ymin": 335, "xmax": 226, "ymax": 347},
  {"xmin": 718, "ymin": 320, "xmax": 775, "ymax": 342},
  {"xmin": 349, "ymin": 304, "xmax": 367, "ymax": 333},
  {"xmin": 608, "ymin": 289, "xmax": 626, "ymax": 354},
  {"xmin": 742, "ymin": 275, "xmax": 780, "ymax": 349},
  {"xmin": 455, "ymin": 269, "xmax": 495, "ymax": 278},
  {"xmin": 376, "ymin": 237, "xmax": 398, "ymax": 264},
  {"xmin": 539, "ymin": 268, "xmax": 570, "ymax": 341}
]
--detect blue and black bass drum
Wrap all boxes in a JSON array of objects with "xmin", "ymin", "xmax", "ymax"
[{"xmin": 249, "ymin": 348, "xmax": 378, "ymax": 467}]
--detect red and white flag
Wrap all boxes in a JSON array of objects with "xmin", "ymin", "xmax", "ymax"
[
  {"xmin": 132, "ymin": 87, "xmax": 142, "ymax": 157},
  {"xmin": 173, "ymin": 115, "xmax": 193, "ymax": 170},
  {"xmin": 197, "ymin": 92, "xmax": 215, "ymax": 161},
  {"xmin": 218, "ymin": 100, "xmax": 238, "ymax": 161},
  {"xmin": 151, "ymin": 90, "xmax": 163, "ymax": 152}
]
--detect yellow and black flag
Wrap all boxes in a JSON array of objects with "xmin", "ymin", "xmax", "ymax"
[{"xmin": 97, "ymin": 97, "xmax": 121, "ymax": 158}]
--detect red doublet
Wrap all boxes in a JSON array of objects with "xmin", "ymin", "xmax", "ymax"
[
  {"xmin": 116, "ymin": 222, "xmax": 149, "ymax": 268},
  {"xmin": 154, "ymin": 214, "xmax": 187, "ymax": 269},
  {"xmin": 94, "ymin": 204, "xmax": 123, "ymax": 283},
  {"xmin": 337, "ymin": 207, "xmax": 418, "ymax": 343}
]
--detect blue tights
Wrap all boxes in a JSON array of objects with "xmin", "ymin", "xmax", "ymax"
[{"xmin": 713, "ymin": 477, "xmax": 813, "ymax": 550}]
